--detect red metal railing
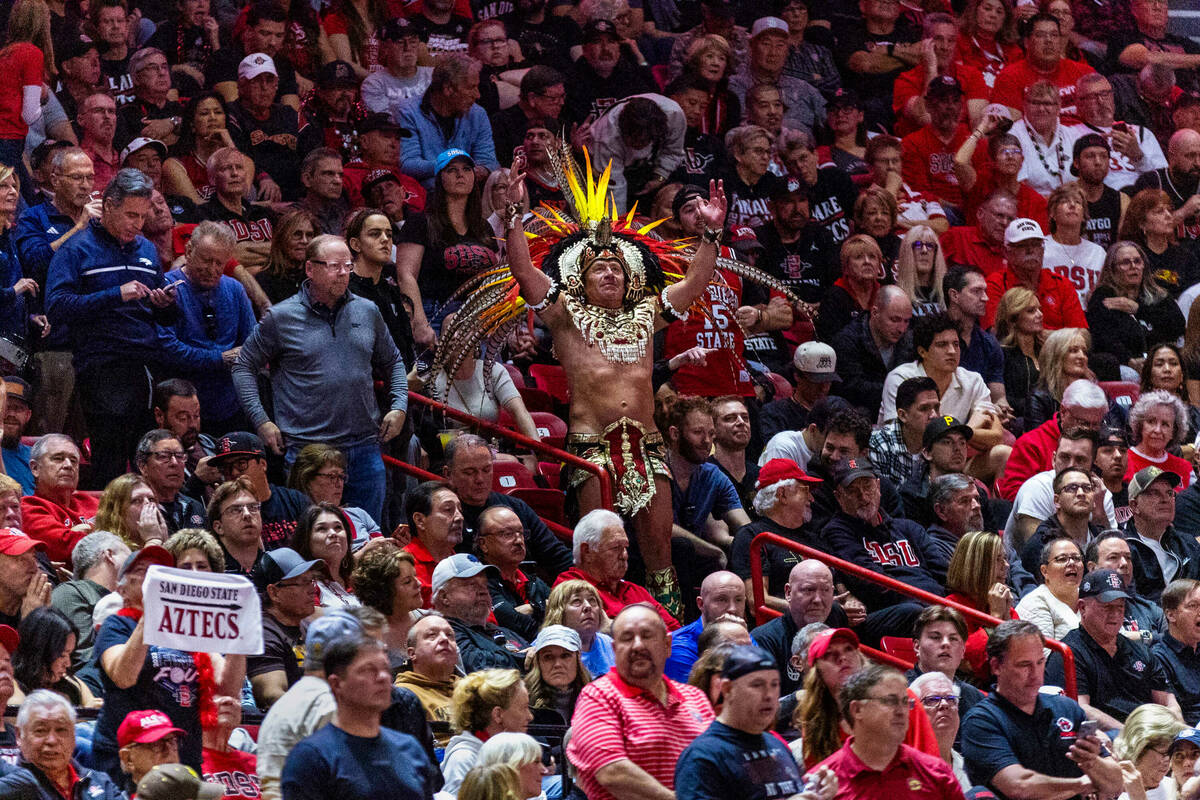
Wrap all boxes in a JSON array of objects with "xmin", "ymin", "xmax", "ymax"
[
  {"xmin": 749, "ymin": 531, "xmax": 1078, "ymax": 698},
  {"xmin": 407, "ymin": 392, "xmax": 613, "ymax": 510}
]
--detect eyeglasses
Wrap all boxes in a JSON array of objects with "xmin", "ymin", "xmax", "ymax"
[
  {"xmin": 315, "ymin": 471, "xmax": 347, "ymax": 482},
  {"xmin": 309, "ymin": 259, "xmax": 354, "ymax": 273},
  {"xmin": 920, "ymin": 695, "xmax": 957, "ymax": 709},
  {"xmin": 912, "ymin": 241, "xmax": 938, "ymax": 253},
  {"xmin": 482, "ymin": 529, "xmax": 524, "ymax": 542},
  {"xmin": 57, "ymin": 172, "xmax": 95, "ymax": 183},
  {"xmin": 221, "ymin": 502, "xmax": 262, "ymax": 516},
  {"xmin": 1058, "ymin": 482, "xmax": 1094, "ymax": 495},
  {"xmin": 998, "ymin": 147, "xmax": 1023, "ymax": 157},
  {"xmin": 863, "ymin": 694, "xmax": 915, "ymax": 709},
  {"xmin": 150, "ymin": 451, "xmax": 188, "ymax": 463},
  {"xmin": 1050, "ymin": 554, "xmax": 1084, "ymax": 564},
  {"xmin": 536, "ymin": 90, "xmax": 566, "ymax": 102}
]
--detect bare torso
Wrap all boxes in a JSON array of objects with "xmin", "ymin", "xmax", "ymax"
[{"xmin": 540, "ymin": 301, "xmax": 661, "ymax": 434}]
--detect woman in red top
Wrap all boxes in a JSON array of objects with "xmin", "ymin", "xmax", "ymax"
[
  {"xmin": 322, "ymin": 0, "xmax": 388, "ymax": 80},
  {"xmin": 0, "ymin": 0, "xmax": 54, "ymax": 179},
  {"xmin": 945, "ymin": 531, "xmax": 1018, "ymax": 680},
  {"xmin": 681, "ymin": 35, "xmax": 741, "ymax": 137},
  {"xmin": 1124, "ymin": 389, "xmax": 1195, "ymax": 488},
  {"xmin": 955, "ymin": 0, "xmax": 1025, "ymax": 89},
  {"xmin": 163, "ymin": 92, "xmax": 236, "ymax": 204}
]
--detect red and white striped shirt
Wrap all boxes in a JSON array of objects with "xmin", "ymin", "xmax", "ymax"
[{"xmin": 566, "ymin": 670, "xmax": 714, "ymax": 800}]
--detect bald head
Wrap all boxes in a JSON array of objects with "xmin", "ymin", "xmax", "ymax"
[
  {"xmin": 785, "ymin": 560, "xmax": 834, "ymax": 626},
  {"xmin": 873, "ymin": 284, "xmax": 910, "ymax": 313},
  {"xmin": 1168, "ymin": 128, "xmax": 1200, "ymax": 179},
  {"xmin": 870, "ymin": 285, "xmax": 913, "ymax": 346},
  {"xmin": 698, "ymin": 570, "xmax": 747, "ymax": 623}
]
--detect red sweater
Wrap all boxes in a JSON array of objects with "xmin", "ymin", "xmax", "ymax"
[
  {"xmin": 996, "ymin": 416, "xmax": 1062, "ymax": 501},
  {"xmin": 554, "ymin": 567, "xmax": 681, "ymax": 631},
  {"xmin": 20, "ymin": 492, "xmax": 101, "ymax": 565}
]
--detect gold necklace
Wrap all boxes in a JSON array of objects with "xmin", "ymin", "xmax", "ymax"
[{"xmin": 564, "ymin": 294, "xmax": 657, "ymax": 363}]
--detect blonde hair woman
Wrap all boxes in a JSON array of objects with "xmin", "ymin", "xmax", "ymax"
[
  {"xmin": 945, "ymin": 531, "xmax": 1015, "ymax": 680},
  {"xmin": 1027, "ymin": 327, "xmax": 1093, "ymax": 430},
  {"xmin": 542, "ymin": 581, "xmax": 613, "ymax": 677},
  {"xmin": 94, "ymin": 473, "xmax": 168, "ymax": 550},
  {"xmin": 459, "ymin": 763, "xmax": 524, "ymax": 800},
  {"xmin": 894, "ymin": 225, "xmax": 947, "ymax": 317},
  {"xmin": 1113, "ymin": 704, "xmax": 1186, "ymax": 800},
  {"xmin": 994, "ymin": 288, "xmax": 1045, "ymax": 428},
  {"xmin": 476, "ymin": 733, "xmax": 550, "ymax": 800},
  {"xmin": 816, "ymin": 234, "xmax": 884, "ymax": 342},
  {"xmin": 443, "ymin": 669, "xmax": 532, "ymax": 797}
]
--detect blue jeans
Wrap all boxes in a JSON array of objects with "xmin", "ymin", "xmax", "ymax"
[{"xmin": 288, "ymin": 439, "xmax": 386, "ymax": 524}]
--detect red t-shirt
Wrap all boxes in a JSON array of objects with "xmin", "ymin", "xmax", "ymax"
[
  {"xmin": 982, "ymin": 267, "xmax": 1088, "ymax": 330},
  {"xmin": 320, "ymin": 13, "xmax": 380, "ymax": 72},
  {"xmin": 203, "ymin": 747, "xmax": 261, "ymax": 799},
  {"xmin": 0, "ymin": 43, "xmax": 43, "ymax": 139},
  {"xmin": 902, "ymin": 124, "xmax": 978, "ymax": 209},
  {"xmin": 941, "ymin": 226, "xmax": 1007, "ymax": 275},
  {"xmin": 990, "ymin": 57, "xmax": 1096, "ymax": 118},
  {"xmin": 1124, "ymin": 447, "xmax": 1194, "ymax": 489},
  {"xmin": 663, "ymin": 268, "xmax": 756, "ymax": 397},
  {"xmin": 955, "ymin": 33, "xmax": 1023, "ymax": 90},
  {"xmin": 404, "ymin": 538, "xmax": 438, "ymax": 608},
  {"xmin": 892, "ymin": 63, "xmax": 990, "ymax": 138}
]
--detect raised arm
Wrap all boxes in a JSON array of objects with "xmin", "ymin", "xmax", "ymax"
[
  {"xmin": 504, "ymin": 155, "xmax": 552, "ymax": 305},
  {"xmin": 664, "ymin": 179, "xmax": 725, "ymax": 314}
]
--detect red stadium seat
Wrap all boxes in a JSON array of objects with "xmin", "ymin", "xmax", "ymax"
[
  {"xmin": 492, "ymin": 460, "xmax": 537, "ymax": 491},
  {"xmin": 529, "ymin": 364, "xmax": 570, "ymax": 405},
  {"xmin": 766, "ymin": 372, "xmax": 792, "ymax": 400},
  {"xmin": 509, "ymin": 487, "xmax": 567, "ymax": 525},
  {"xmin": 879, "ymin": 636, "xmax": 917, "ymax": 663},
  {"xmin": 536, "ymin": 461, "xmax": 561, "ymax": 489},
  {"xmin": 503, "ymin": 363, "xmax": 526, "ymax": 388},
  {"xmin": 1099, "ymin": 381, "xmax": 1139, "ymax": 409},
  {"xmin": 530, "ymin": 412, "xmax": 568, "ymax": 449},
  {"xmin": 516, "ymin": 386, "xmax": 555, "ymax": 414}
]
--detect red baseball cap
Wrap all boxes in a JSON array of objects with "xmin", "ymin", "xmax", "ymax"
[
  {"xmin": 755, "ymin": 459, "xmax": 822, "ymax": 490},
  {"xmin": 807, "ymin": 628, "xmax": 860, "ymax": 664},
  {"xmin": 118, "ymin": 710, "xmax": 186, "ymax": 747},
  {"xmin": 0, "ymin": 625, "xmax": 18, "ymax": 654},
  {"xmin": 118, "ymin": 545, "xmax": 175, "ymax": 582},
  {"xmin": 0, "ymin": 529, "xmax": 46, "ymax": 556}
]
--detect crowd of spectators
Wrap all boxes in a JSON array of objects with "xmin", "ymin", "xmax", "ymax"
[{"xmin": 4, "ymin": 0, "xmax": 1200, "ymax": 797}]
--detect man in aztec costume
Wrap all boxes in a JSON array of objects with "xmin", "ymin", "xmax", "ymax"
[{"xmin": 433, "ymin": 144, "xmax": 803, "ymax": 617}]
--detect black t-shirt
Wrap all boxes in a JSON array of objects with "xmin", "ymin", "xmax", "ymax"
[
  {"xmin": 1083, "ymin": 185, "xmax": 1123, "ymax": 251},
  {"xmin": 750, "ymin": 221, "xmax": 838, "ymax": 304},
  {"xmin": 675, "ymin": 721, "xmax": 806, "ymax": 800},
  {"xmin": 116, "ymin": 96, "xmax": 184, "ymax": 151},
  {"xmin": 808, "ymin": 166, "xmax": 859, "ymax": 246},
  {"xmin": 396, "ymin": 212, "xmax": 500, "ymax": 314},
  {"xmin": 101, "ymin": 52, "xmax": 134, "ymax": 106},
  {"xmin": 260, "ymin": 484, "xmax": 312, "ymax": 551},
  {"xmin": 248, "ymin": 611, "xmax": 304, "ymax": 689},
  {"xmin": 730, "ymin": 517, "xmax": 819, "ymax": 598},
  {"xmin": 512, "ymin": 14, "xmax": 581, "ymax": 73},
  {"xmin": 1144, "ymin": 241, "xmax": 1200, "ymax": 299},
  {"xmin": 1106, "ymin": 30, "xmax": 1200, "ymax": 89},
  {"xmin": 961, "ymin": 692, "xmax": 1088, "ymax": 794},
  {"xmin": 205, "ymin": 46, "xmax": 300, "ymax": 97},
  {"xmin": 197, "ymin": 198, "xmax": 275, "ymax": 245},
  {"xmin": 832, "ymin": 17, "xmax": 920, "ymax": 127},
  {"xmin": 724, "ymin": 170, "xmax": 782, "ymax": 231},
  {"xmin": 349, "ymin": 266, "xmax": 416, "ymax": 368},
  {"xmin": 227, "ymin": 102, "xmax": 301, "ymax": 200},
  {"xmin": 671, "ymin": 128, "xmax": 727, "ymax": 188},
  {"xmin": 409, "ymin": 14, "xmax": 472, "ymax": 57},
  {"xmin": 1132, "ymin": 168, "xmax": 1200, "ymax": 239},
  {"xmin": 470, "ymin": 0, "xmax": 515, "ymax": 23}
]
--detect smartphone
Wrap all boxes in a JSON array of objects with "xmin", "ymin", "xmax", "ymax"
[
  {"xmin": 165, "ymin": 279, "xmax": 185, "ymax": 292},
  {"xmin": 1078, "ymin": 720, "xmax": 1099, "ymax": 739}
]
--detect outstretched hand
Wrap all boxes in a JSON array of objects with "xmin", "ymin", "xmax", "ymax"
[
  {"xmin": 697, "ymin": 179, "xmax": 727, "ymax": 231},
  {"xmin": 506, "ymin": 154, "xmax": 529, "ymax": 206}
]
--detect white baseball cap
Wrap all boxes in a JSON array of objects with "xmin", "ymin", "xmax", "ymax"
[
  {"xmin": 793, "ymin": 341, "xmax": 840, "ymax": 383},
  {"xmin": 431, "ymin": 554, "xmax": 498, "ymax": 599},
  {"xmin": 120, "ymin": 137, "xmax": 167, "ymax": 165},
  {"xmin": 1004, "ymin": 218, "xmax": 1045, "ymax": 245},
  {"xmin": 750, "ymin": 16, "xmax": 789, "ymax": 38},
  {"xmin": 238, "ymin": 52, "xmax": 277, "ymax": 81}
]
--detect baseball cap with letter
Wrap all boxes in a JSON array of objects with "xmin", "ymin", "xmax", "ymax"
[
  {"xmin": 1004, "ymin": 218, "xmax": 1045, "ymax": 245},
  {"xmin": 793, "ymin": 341, "xmax": 840, "ymax": 383}
]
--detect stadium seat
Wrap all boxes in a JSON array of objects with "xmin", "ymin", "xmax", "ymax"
[
  {"xmin": 517, "ymin": 386, "xmax": 555, "ymax": 414},
  {"xmin": 1099, "ymin": 381, "xmax": 1139, "ymax": 409},
  {"xmin": 530, "ymin": 412, "xmax": 568, "ymax": 449},
  {"xmin": 529, "ymin": 364, "xmax": 570, "ymax": 405},
  {"xmin": 492, "ymin": 460, "xmax": 537, "ymax": 491},
  {"xmin": 509, "ymin": 487, "xmax": 567, "ymax": 525},
  {"xmin": 879, "ymin": 636, "xmax": 917, "ymax": 663},
  {"xmin": 503, "ymin": 363, "xmax": 526, "ymax": 388},
  {"xmin": 766, "ymin": 372, "xmax": 792, "ymax": 400},
  {"xmin": 536, "ymin": 461, "xmax": 562, "ymax": 489}
]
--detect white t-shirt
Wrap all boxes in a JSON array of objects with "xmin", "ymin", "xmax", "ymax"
[
  {"xmin": 759, "ymin": 430, "xmax": 814, "ymax": 469},
  {"xmin": 879, "ymin": 363, "xmax": 991, "ymax": 425},
  {"xmin": 431, "ymin": 360, "xmax": 520, "ymax": 425},
  {"xmin": 1042, "ymin": 237, "xmax": 1107, "ymax": 309},
  {"xmin": 1064, "ymin": 121, "xmax": 1167, "ymax": 192}
]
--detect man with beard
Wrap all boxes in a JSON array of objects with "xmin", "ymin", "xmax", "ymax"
[
  {"xmin": 135, "ymin": 430, "xmax": 206, "ymax": 534},
  {"xmin": 750, "ymin": 176, "xmax": 838, "ymax": 316},
  {"xmin": 1131, "ymin": 127, "xmax": 1200, "ymax": 240},
  {"xmin": 708, "ymin": 397, "xmax": 758, "ymax": 509},
  {"xmin": 152, "ymin": 379, "xmax": 220, "ymax": 492},
  {"xmin": 730, "ymin": 458, "xmax": 823, "ymax": 608},
  {"xmin": 822, "ymin": 456, "xmax": 946, "ymax": 612},
  {"xmin": 298, "ymin": 62, "xmax": 361, "ymax": 162},
  {"xmin": 663, "ymin": 396, "xmax": 750, "ymax": 555},
  {"xmin": 0, "ymin": 379, "xmax": 34, "ymax": 494},
  {"xmin": 431, "ymin": 553, "xmax": 527, "ymax": 672},
  {"xmin": 568, "ymin": 604, "xmax": 714, "ymax": 800},
  {"xmin": 1071, "ymin": 135, "xmax": 1127, "ymax": 251},
  {"xmin": 901, "ymin": 77, "xmax": 976, "ymax": 218}
]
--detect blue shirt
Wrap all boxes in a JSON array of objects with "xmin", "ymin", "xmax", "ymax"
[
  {"xmin": 675, "ymin": 720, "xmax": 806, "ymax": 800},
  {"xmin": 581, "ymin": 631, "xmax": 615, "ymax": 678},
  {"xmin": 960, "ymin": 324, "xmax": 1004, "ymax": 385},
  {"xmin": 664, "ymin": 618, "xmax": 704, "ymax": 683},
  {"xmin": 156, "ymin": 269, "xmax": 257, "ymax": 422},
  {"xmin": 1, "ymin": 443, "xmax": 32, "ymax": 495},
  {"xmin": 673, "ymin": 463, "xmax": 742, "ymax": 535},
  {"xmin": 281, "ymin": 723, "xmax": 438, "ymax": 800},
  {"xmin": 1153, "ymin": 631, "xmax": 1200, "ymax": 724}
]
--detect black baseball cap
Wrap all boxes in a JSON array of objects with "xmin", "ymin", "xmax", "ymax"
[
  {"xmin": 671, "ymin": 185, "xmax": 707, "ymax": 218},
  {"xmin": 317, "ymin": 60, "xmax": 358, "ymax": 89},
  {"xmin": 208, "ymin": 432, "xmax": 266, "ymax": 466},
  {"xmin": 720, "ymin": 645, "xmax": 778, "ymax": 680},
  {"xmin": 1097, "ymin": 425, "xmax": 1127, "ymax": 448},
  {"xmin": 380, "ymin": 17, "xmax": 419, "ymax": 40},
  {"xmin": 827, "ymin": 88, "xmax": 861, "ymax": 110},
  {"xmin": 582, "ymin": 18, "xmax": 620, "ymax": 42},
  {"xmin": 1070, "ymin": 132, "xmax": 1110, "ymax": 175},
  {"xmin": 771, "ymin": 175, "xmax": 811, "ymax": 201},
  {"xmin": 926, "ymin": 75, "xmax": 964, "ymax": 101},
  {"xmin": 1078, "ymin": 569, "xmax": 1132, "ymax": 602},
  {"xmin": 922, "ymin": 415, "xmax": 974, "ymax": 450},
  {"xmin": 831, "ymin": 456, "xmax": 876, "ymax": 487},
  {"xmin": 359, "ymin": 112, "xmax": 412, "ymax": 137},
  {"xmin": 58, "ymin": 36, "xmax": 97, "ymax": 66}
]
